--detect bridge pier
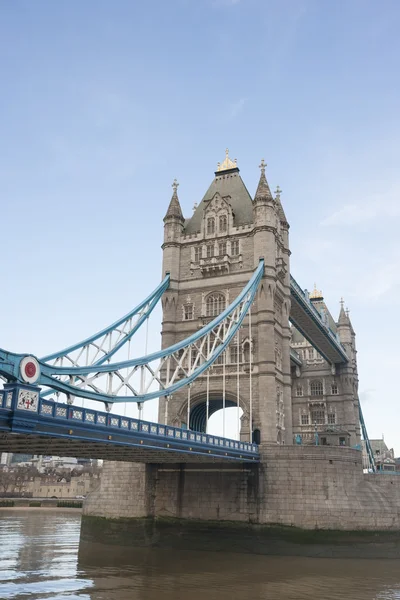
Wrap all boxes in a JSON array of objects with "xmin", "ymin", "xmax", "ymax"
[{"xmin": 82, "ymin": 447, "xmax": 400, "ymax": 540}]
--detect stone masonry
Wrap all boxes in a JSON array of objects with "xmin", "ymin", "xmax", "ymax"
[
  {"xmin": 83, "ymin": 152, "xmax": 399, "ymax": 532},
  {"xmin": 159, "ymin": 153, "xmax": 292, "ymax": 444},
  {"xmin": 84, "ymin": 446, "xmax": 400, "ymax": 530}
]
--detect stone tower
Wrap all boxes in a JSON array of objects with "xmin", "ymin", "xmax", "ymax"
[
  {"xmin": 291, "ymin": 291, "xmax": 361, "ymax": 447},
  {"xmin": 158, "ymin": 151, "xmax": 293, "ymax": 444}
]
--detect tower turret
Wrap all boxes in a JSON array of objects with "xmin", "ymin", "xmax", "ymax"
[
  {"xmin": 253, "ymin": 160, "xmax": 276, "ymax": 268},
  {"xmin": 162, "ymin": 179, "xmax": 184, "ymax": 280}
]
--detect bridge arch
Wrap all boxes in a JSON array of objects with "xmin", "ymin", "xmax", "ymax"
[{"xmin": 176, "ymin": 390, "xmax": 248, "ymax": 436}]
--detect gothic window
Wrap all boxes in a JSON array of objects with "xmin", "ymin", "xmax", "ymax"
[
  {"xmin": 310, "ymin": 380, "xmax": 323, "ymax": 396},
  {"xmin": 194, "ymin": 247, "xmax": 202, "ymax": 262},
  {"xmin": 231, "ymin": 240, "xmax": 240, "ymax": 256},
  {"xmin": 331, "ymin": 383, "xmax": 338, "ymax": 395},
  {"xmin": 309, "ymin": 348, "xmax": 315, "ymax": 359},
  {"xmin": 219, "ymin": 241, "xmax": 227, "ymax": 256},
  {"xmin": 206, "ymin": 244, "xmax": 214, "ymax": 258},
  {"xmin": 206, "ymin": 293, "xmax": 225, "ymax": 317},
  {"xmin": 215, "ymin": 353, "xmax": 224, "ymax": 365},
  {"xmin": 301, "ymin": 414, "xmax": 309, "ymax": 425},
  {"xmin": 311, "ymin": 409, "xmax": 325, "ymax": 424},
  {"xmin": 328, "ymin": 413, "xmax": 336, "ymax": 424},
  {"xmin": 183, "ymin": 304, "xmax": 193, "ymax": 321},
  {"xmin": 219, "ymin": 214, "xmax": 227, "ymax": 232},
  {"xmin": 243, "ymin": 340, "xmax": 250, "ymax": 364},
  {"xmin": 207, "ymin": 217, "xmax": 215, "ymax": 235},
  {"xmin": 230, "ymin": 343, "xmax": 239, "ymax": 364},
  {"xmin": 296, "ymin": 386, "xmax": 303, "ymax": 397},
  {"xmin": 209, "ymin": 333, "xmax": 224, "ymax": 364}
]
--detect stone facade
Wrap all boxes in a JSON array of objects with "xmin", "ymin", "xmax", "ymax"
[
  {"xmin": 291, "ymin": 296, "xmax": 361, "ymax": 447},
  {"xmin": 83, "ymin": 447, "xmax": 400, "ymax": 530},
  {"xmin": 159, "ymin": 157, "xmax": 292, "ymax": 444},
  {"xmin": 83, "ymin": 153, "xmax": 398, "ymax": 533}
]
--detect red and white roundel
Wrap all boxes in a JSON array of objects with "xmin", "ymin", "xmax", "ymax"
[{"xmin": 20, "ymin": 356, "xmax": 40, "ymax": 384}]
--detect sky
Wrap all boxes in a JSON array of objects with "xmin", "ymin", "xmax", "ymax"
[{"xmin": 1, "ymin": 0, "xmax": 399, "ymax": 453}]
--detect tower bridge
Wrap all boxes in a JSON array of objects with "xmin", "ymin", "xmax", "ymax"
[{"xmin": 3, "ymin": 151, "xmax": 397, "ymax": 533}]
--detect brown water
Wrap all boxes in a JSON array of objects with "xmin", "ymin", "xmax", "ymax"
[{"xmin": 1, "ymin": 510, "xmax": 400, "ymax": 599}]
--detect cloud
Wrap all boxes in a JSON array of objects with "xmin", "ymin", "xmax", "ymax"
[
  {"xmin": 228, "ymin": 97, "xmax": 246, "ymax": 119},
  {"xmin": 321, "ymin": 194, "xmax": 400, "ymax": 227}
]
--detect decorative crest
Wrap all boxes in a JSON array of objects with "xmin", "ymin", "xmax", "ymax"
[
  {"xmin": 172, "ymin": 179, "xmax": 179, "ymax": 193},
  {"xmin": 216, "ymin": 148, "xmax": 238, "ymax": 172},
  {"xmin": 309, "ymin": 283, "xmax": 323, "ymax": 300},
  {"xmin": 259, "ymin": 159, "xmax": 267, "ymax": 175}
]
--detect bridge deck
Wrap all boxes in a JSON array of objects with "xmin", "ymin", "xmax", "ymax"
[
  {"xmin": 0, "ymin": 390, "xmax": 259, "ymax": 463},
  {"xmin": 290, "ymin": 276, "xmax": 348, "ymax": 364}
]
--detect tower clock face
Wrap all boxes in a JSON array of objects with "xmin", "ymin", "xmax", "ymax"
[{"xmin": 17, "ymin": 389, "xmax": 39, "ymax": 412}]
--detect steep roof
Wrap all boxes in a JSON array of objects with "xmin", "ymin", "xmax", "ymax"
[
  {"xmin": 164, "ymin": 179, "xmax": 184, "ymax": 222},
  {"xmin": 184, "ymin": 168, "xmax": 254, "ymax": 234},
  {"xmin": 254, "ymin": 160, "xmax": 273, "ymax": 200}
]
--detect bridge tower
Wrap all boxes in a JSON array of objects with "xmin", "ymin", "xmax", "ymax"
[{"xmin": 159, "ymin": 151, "xmax": 293, "ymax": 444}]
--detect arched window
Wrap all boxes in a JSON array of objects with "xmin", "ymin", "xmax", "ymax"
[
  {"xmin": 310, "ymin": 380, "xmax": 323, "ymax": 396},
  {"xmin": 207, "ymin": 217, "xmax": 215, "ymax": 235},
  {"xmin": 219, "ymin": 214, "xmax": 227, "ymax": 232},
  {"xmin": 206, "ymin": 293, "xmax": 225, "ymax": 317},
  {"xmin": 243, "ymin": 340, "xmax": 251, "ymax": 364}
]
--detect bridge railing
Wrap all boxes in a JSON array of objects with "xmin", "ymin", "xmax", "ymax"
[
  {"xmin": 290, "ymin": 275, "xmax": 348, "ymax": 360},
  {"xmin": 0, "ymin": 392, "xmax": 259, "ymax": 458}
]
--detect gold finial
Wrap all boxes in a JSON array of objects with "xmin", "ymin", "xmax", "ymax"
[
  {"xmin": 309, "ymin": 283, "xmax": 323, "ymax": 300},
  {"xmin": 216, "ymin": 148, "xmax": 238, "ymax": 172},
  {"xmin": 275, "ymin": 185, "xmax": 282, "ymax": 199},
  {"xmin": 259, "ymin": 158, "xmax": 267, "ymax": 174},
  {"xmin": 172, "ymin": 178, "xmax": 179, "ymax": 193}
]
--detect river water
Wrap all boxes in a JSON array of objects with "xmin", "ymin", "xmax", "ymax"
[{"xmin": 1, "ymin": 510, "xmax": 400, "ymax": 600}]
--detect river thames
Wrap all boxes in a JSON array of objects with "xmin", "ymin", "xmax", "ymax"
[{"xmin": 1, "ymin": 510, "xmax": 400, "ymax": 599}]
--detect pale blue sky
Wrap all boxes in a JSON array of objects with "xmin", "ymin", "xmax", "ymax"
[{"xmin": 1, "ymin": 1, "xmax": 399, "ymax": 452}]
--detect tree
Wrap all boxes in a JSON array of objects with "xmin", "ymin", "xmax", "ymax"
[{"xmin": 0, "ymin": 468, "xmax": 14, "ymax": 494}]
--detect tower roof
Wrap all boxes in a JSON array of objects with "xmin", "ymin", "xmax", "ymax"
[
  {"xmin": 309, "ymin": 284, "xmax": 324, "ymax": 301},
  {"xmin": 254, "ymin": 159, "xmax": 273, "ymax": 200},
  {"xmin": 337, "ymin": 298, "xmax": 348, "ymax": 326},
  {"xmin": 164, "ymin": 179, "xmax": 184, "ymax": 222},
  {"xmin": 216, "ymin": 148, "xmax": 238, "ymax": 174},
  {"xmin": 184, "ymin": 151, "xmax": 253, "ymax": 234}
]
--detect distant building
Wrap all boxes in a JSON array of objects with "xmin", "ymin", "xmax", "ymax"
[
  {"xmin": 362, "ymin": 439, "xmax": 395, "ymax": 471},
  {"xmin": 27, "ymin": 472, "xmax": 98, "ymax": 499}
]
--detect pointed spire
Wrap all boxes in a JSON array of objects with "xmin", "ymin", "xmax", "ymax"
[
  {"xmin": 338, "ymin": 297, "xmax": 349, "ymax": 325},
  {"xmin": 164, "ymin": 178, "xmax": 184, "ymax": 222},
  {"xmin": 254, "ymin": 159, "xmax": 273, "ymax": 200},
  {"xmin": 274, "ymin": 185, "xmax": 288, "ymax": 224}
]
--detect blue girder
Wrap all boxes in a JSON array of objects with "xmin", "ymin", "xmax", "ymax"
[{"xmin": 0, "ymin": 261, "xmax": 264, "ymax": 404}]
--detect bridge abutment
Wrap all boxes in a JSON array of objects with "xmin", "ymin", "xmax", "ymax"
[{"xmin": 83, "ymin": 448, "xmax": 400, "ymax": 535}]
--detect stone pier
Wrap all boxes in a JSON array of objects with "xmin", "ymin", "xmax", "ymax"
[{"xmin": 83, "ymin": 447, "xmax": 400, "ymax": 532}]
